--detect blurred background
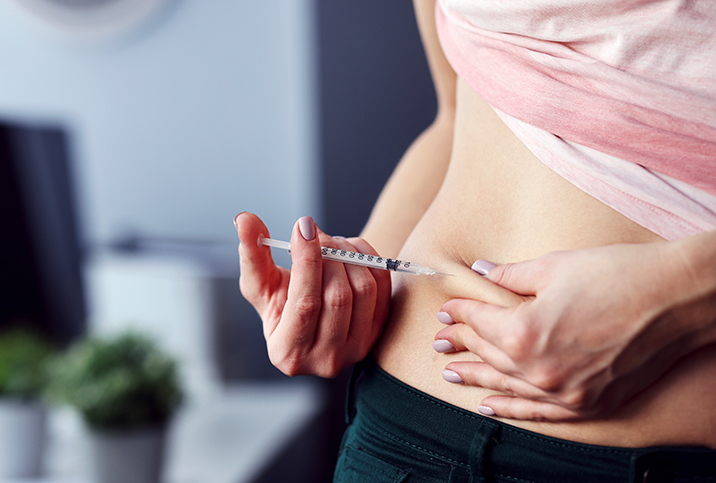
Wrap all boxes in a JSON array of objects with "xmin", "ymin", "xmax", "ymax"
[{"xmin": 0, "ymin": 0, "xmax": 435, "ymax": 481}]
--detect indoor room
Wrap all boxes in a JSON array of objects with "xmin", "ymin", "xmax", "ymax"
[{"xmin": 0, "ymin": 1, "xmax": 434, "ymax": 482}]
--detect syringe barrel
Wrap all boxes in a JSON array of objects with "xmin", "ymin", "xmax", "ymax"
[
  {"xmin": 320, "ymin": 247, "xmax": 435, "ymax": 274},
  {"xmin": 321, "ymin": 247, "xmax": 392, "ymax": 270},
  {"xmin": 259, "ymin": 236, "xmax": 446, "ymax": 276},
  {"xmin": 393, "ymin": 263, "xmax": 435, "ymax": 275}
]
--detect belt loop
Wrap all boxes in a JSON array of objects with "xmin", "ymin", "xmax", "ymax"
[{"xmin": 468, "ymin": 419, "xmax": 501, "ymax": 483}]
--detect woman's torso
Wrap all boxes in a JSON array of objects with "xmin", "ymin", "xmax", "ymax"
[{"xmin": 373, "ymin": 78, "xmax": 716, "ymax": 449}]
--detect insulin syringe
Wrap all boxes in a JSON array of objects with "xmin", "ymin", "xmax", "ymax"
[{"xmin": 258, "ymin": 235, "xmax": 453, "ymax": 276}]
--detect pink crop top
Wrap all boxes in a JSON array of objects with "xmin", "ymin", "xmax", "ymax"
[{"xmin": 436, "ymin": 0, "xmax": 716, "ymax": 240}]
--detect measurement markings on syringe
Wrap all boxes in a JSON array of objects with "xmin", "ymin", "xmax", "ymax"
[
  {"xmin": 322, "ymin": 247, "xmax": 414, "ymax": 271},
  {"xmin": 261, "ymin": 236, "xmax": 451, "ymax": 276}
]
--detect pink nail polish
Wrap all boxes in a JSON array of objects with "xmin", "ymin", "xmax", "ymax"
[
  {"xmin": 437, "ymin": 312, "xmax": 454, "ymax": 324},
  {"xmin": 478, "ymin": 405, "xmax": 496, "ymax": 416},
  {"xmin": 471, "ymin": 260, "xmax": 497, "ymax": 276},
  {"xmin": 442, "ymin": 369, "xmax": 464, "ymax": 384},
  {"xmin": 298, "ymin": 216, "xmax": 316, "ymax": 241},
  {"xmin": 233, "ymin": 212, "xmax": 245, "ymax": 228},
  {"xmin": 433, "ymin": 339, "xmax": 456, "ymax": 353}
]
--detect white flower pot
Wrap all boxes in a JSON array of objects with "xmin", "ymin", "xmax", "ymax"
[
  {"xmin": 88, "ymin": 426, "xmax": 166, "ymax": 483},
  {"xmin": 0, "ymin": 399, "xmax": 47, "ymax": 478}
]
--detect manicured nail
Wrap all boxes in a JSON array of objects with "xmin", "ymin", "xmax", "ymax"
[
  {"xmin": 442, "ymin": 369, "xmax": 464, "ymax": 384},
  {"xmin": 437, "ymin": 312, "xmax": 454, "ymax": 324},
  {"xmin": 298, "ymin": 216, "xmax": 316, "ymax": 241},
  {"xmin": 478, "ymin": 405, "xmax": 496, "ymax": 416},
  {"xmin": 233, "ymin": 212, "xmax": 245, "ymax": 229},
  {"xmin": 433, "ymin": 339, "xmax": 456, "ymax": 353},
  {"xmin": 471, "ymin": 260, "xmax": 497, "ymax": 276}
]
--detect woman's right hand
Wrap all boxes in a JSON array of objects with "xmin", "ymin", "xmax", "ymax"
[{"xmin": 234, "ymin": 212, "xmax": 392, "ymax": 377}]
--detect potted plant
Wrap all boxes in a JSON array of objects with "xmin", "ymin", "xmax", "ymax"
[
  {"xmin": 0, "ymin": 329, "xmax": 53, "ymax": 478},
  {"xmin": 47, "ymin": 332, "xmax": 184, "ymax": 483}
]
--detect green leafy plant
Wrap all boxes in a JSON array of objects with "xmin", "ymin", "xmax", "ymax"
[
  {"xmin": 0, "ymin": 329, "xmax": 53, "ymax": 401},
  {"xmin": 47, "ymin": 332, "xmax": 184, "ymax": 430}
]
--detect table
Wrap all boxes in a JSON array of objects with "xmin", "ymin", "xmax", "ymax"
[{"xmin": 1, "ymin": 381, "xmax": 324, "ymax": 483}]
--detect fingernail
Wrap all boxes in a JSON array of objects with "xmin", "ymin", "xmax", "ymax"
[
  {"xmin": 332, "ymin": 236, "xmax": 346, "ymax": 240},
  {"xmin": 433, "ymin": 339, "xmax": 456, "ymax": 353},
  {"xmin": 298, "ymin": 216, "xmax": 316, "ymax": 241},
  {"xmin": 442, "ymin": 369, "xmax": 464, "ymax": 384},
  {"xmin": 478, "ymin": 405, "xmax": 496, "ymax": 416},
  {"xmin": 471, "ymin": 260, "xmax": 497, "ymax": 276},
  {"xmin": 233, "ymin": 212, "xmax": 245, "ymax": 229},
  {"xmin": 437, "ymin": 311, "xmax": 454, "ymax": 324}
]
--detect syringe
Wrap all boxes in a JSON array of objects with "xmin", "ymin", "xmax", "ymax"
[{"xmin": 258, "ymin": 235, "xmax": 453, "ymax": 276}]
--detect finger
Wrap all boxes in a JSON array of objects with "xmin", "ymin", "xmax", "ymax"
[
  {"xmin": 478, "ymin": 355, "xmax": 672, "ymax": 422},
  {"xmin": 436, "ymin": 323, "xmax": 522, "ymax": 376},
  {"xmin": 328, "ymin": 237, "xmax": 377, "ymax": 359},
  {"xmin": 235, "ymin": 212, "xmax": 286, "ymax": 311},
  {"xmin": 482, "ymin": 256, "xmax": 554, "ymax": 296},
  {"xmin": 312, "ymin": 233, "xmax": 353, "ymax": 355},
  {"xmin": 440, "ymin": 298, "xmax": 525, "ymax": 351},
  {"xmin": 343, "ymin": 237, "xmax": 392, "ymax": 344},
  {"xmin": 444, "ymin": 361, "xmax": 549, "ymax": 401},
  {"xmin": 274, "ymin": 216, "xmax": 325, "ymax": 345},
  {"xmin": 443, "ymin": 265, "xmax": 526, "ymax": 308},
  {"xmin": 477, "ymin": 395, "xmax": 581, "ymax": 422}
]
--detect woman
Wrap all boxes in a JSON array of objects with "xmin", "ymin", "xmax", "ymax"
[{"xmin": 235, "ymin": 0, "xmax": 716, "ymax": 481}]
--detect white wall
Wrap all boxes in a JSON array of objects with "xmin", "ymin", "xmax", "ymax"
[{"xmin": 0, "ymin": 0, "xmax": 320, "ymax": 249}]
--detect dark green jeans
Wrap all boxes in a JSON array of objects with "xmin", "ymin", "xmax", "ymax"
[{"xmin": 334, "ymin": 356, "xmax": 716, "ymax": 483}]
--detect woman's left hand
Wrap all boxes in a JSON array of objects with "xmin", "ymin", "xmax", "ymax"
[{"xmin": 434, "ymin": 240, "xmax": 716, "ymax": 421}]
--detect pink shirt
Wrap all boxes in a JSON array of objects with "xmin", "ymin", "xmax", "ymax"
[{"xmin": 436, "ymin": 0, "xmax": 716, "ymax": 240}]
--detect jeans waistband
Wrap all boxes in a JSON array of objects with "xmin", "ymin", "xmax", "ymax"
[{"xmin": 347, "ymin": 356, "xmax": 716, "ymax": 483}]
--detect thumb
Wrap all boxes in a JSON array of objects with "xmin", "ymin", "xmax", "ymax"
[{"xmin": 473, "ymin": 258, "xmax": 542, "ymax": 297}]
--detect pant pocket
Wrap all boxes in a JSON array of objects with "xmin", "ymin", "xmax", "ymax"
[{"xmin": 334, "ymin": 444, "xmax": 410, "ymax": 483}]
